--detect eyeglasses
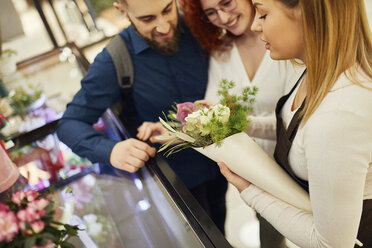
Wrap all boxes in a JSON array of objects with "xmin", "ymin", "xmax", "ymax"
[{"xmin": 201, "ymin": 0, "xmax": 237, "ymax": 23}]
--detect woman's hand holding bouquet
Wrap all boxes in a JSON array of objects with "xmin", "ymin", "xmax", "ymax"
[{"xmin": 217, "ymin": 162, "xmax": 251, "ymax": 193}]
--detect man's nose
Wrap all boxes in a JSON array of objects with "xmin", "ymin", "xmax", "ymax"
[{"xmin": 155, "ymin": 17, "xmax": 170, "ymax": 34}]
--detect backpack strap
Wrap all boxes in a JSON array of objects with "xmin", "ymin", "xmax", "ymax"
[
  {"xmin": 106, "ymin": 35, "xmax": 134, "ymax": 88},
  {"xmin": 105, "ymin": 35, "xmax": 138, "ymax": 137}
]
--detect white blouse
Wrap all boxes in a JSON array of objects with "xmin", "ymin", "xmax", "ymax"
[
  {"xmin": 241, "ymin": 70, "xmax": 372, "ymax": 247},
  {"xmin": 205, "ymin": 43, "xmax": 303, "ymax": 156}
]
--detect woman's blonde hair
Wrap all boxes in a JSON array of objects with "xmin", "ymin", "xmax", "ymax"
[{"xmin": 281, "ymin": 0, "xmax": 372, "ymax": 123}]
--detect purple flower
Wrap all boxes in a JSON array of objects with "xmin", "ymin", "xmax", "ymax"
[{"xmin": 176, "ymin": 102, "xmax": 197, "ymax": 126}]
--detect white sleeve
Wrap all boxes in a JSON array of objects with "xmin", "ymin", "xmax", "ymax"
[
  {"xmin": 246, "ymin": 114, "xmax": 276, "ymax": 140},
  {"xmin": 240, "ymin": 110, "xmax": 371, "ymax": 248}
]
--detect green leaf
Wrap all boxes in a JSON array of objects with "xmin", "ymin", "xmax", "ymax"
[
  {"xmin": 64, "ymin": 187, "xmax": 73, "ymax": 194},
  {"xmin": 175, "ymin": 132, "xmax": 195, "ymax": 143},
  {"xmin": 24, "ymin": 236, "xmax": 36, "ymax": 248},
  {"xmin": 158, "ymin": 137, "xmax": 180, "ymax": 153},
  {"xmin": 60, "ymin": 241, "xmax": 76, "ymax": 248},
  {"xmin": 159, "ymin": 117, "xmax": 176, "ymax": 132},
  {"xmin": 40, "ymin": 232, "xmax": 57, "ymax": 242}
]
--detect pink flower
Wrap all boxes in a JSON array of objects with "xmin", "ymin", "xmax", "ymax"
[
  {"xmin": 0, "ymin": 203, "xmax": 9, "ymax": 212},
  {"xmin": 11, "ymin": 191, "xmax": 26, "ymax": 206},
  {"xmin": 25, "ymin": 190, "xmax": 38, "ymax": 202},
  {"xmin": 17, "ymin": 207, "xmax": 39, "ymax": 222},
  {"xmin": 176, "ymin": 102, "xmax": 198, "ymax": 126},
  {"xmin": 18, "ymin": 222, "xmax": 32, "ymax": 235},
  {"xmin": 28, "ymin": 199, "xmax": 49, "ymax": 211},
  {"xmin": 0, "ymin": 211, "xmax": 19, "ymax": 242},
  {"xmin": 37, "ymin": 209, "xmax": 46, "ymax": 218},
  {"xmin": 30, "ymin": 221, "xmax": 45, "ymax": 234}
]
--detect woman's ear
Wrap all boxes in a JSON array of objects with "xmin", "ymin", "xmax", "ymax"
[{"xmin": 292, "ymin": 4, "xmax": 302, "ymax": 20}]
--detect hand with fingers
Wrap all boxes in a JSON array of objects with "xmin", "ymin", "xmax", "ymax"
[
  {"xmin": 109, "ymin": 138, "xmax": 156, "ymax": 173},
  {"xmin": 218, "ymin": 162, "xmax": 251, "ymax": 193},
  {"xmin": 137, "ymin": 121, "xmax": 170, "ymax": 144},
  {"xmin": 194, "ymin": 99, "xmax": 214, "ymax": 108}
]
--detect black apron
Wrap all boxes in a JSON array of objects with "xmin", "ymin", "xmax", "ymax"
[{"xmin": 273, "ymin": 71, "xmax": 372, "ymax": 247}]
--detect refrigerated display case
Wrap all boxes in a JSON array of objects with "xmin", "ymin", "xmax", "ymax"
[{"xmin": 3, "ymin": 108, "xmax": 232, "ymax": 248}]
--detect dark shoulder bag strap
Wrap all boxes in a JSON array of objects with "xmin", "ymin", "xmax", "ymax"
[{"xmin": 105, "ymin": 35, "xmax": 138, "ymax": 137}]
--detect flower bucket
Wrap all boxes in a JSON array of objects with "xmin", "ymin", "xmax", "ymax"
[
  {"xmin": 0, "ymin": 145, "xmax": 19, "ymax": 193},
  {"xmin": 194, "ymin": 132, "xmax": 312, "ymax": 212}
]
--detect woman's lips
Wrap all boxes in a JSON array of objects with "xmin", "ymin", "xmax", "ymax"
[
  {"xmin": 261, "ymin": 38, "xmax": 271, "ymax": 50},
  {"xmin": 226, "ymin": 16, "xmax": 239, "ymax": 29}
]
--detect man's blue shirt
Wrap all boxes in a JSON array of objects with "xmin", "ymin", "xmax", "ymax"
[{"xmin": 57, "ymin": 17, "xmax": 219, "ymax": 188}]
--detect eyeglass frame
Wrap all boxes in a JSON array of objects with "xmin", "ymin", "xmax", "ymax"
[{"xmin": 200, "ymin": 0, "xmax": 238, "ymax": 23}]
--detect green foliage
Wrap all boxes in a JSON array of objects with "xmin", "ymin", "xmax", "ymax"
[
  {"xmin": 202, "ymin": 79, "xmax": 258, "ymax": 146},
  {"xmin": 89, "ymin": 0, "xmax": 114, "ymax": 15},
  {"xmin": 1, "ymin": 49, "xmax": 17, "ymax": 57},
  {"xmin": 9, "ymin": 84, "xmax": 43, "ymax": 115}
]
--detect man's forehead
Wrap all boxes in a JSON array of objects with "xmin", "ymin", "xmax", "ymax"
[{"xmin": 126, "ymin": 0, "xmax": 173, "ymax": 16}]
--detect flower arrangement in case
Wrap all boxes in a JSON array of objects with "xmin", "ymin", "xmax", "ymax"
[{"xmin": 0, "ymin": 189, "xmax": 79, "ymax": 248}]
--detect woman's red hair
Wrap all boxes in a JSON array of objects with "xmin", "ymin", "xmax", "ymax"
[{"xmin": 179, "ymin": 0, "xmax": 235, "ymax": 54}]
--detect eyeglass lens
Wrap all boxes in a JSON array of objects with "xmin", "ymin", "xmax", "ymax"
[{"xmin": 203, "ymin": 0, "xmax": 237, "ymax": 22}]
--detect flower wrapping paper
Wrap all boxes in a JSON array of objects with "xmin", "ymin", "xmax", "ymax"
[{"xmin": 194, "ymin": 132, "xmax": 312, "ymax": 212}]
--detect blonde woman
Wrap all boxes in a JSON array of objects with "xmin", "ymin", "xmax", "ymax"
[{"xmin": 218, "ymin": 0, "xmax": 372, "ymax": 247}]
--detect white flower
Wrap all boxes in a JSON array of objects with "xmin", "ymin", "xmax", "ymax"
[
  {"xmin": 87, "ymin": 222, "xmax": 103, "ymax": 237},
  {"xmin": 200, "ymin": 115, "xmax": 210, "ymax": 126},
  {"xmin": 83, "ymin": 214, "xmax": 97, "ymax": 224},
  {"xmin": 210, "ymin": 104, "xmax": 230, "ymax": 123},
  {"xmin": 184, "ymin": 110, "xmax": 202, "ymax": 133},
  {"xmin": 182, "ymin": 105, "xmax": 230, "ymax": 137}
]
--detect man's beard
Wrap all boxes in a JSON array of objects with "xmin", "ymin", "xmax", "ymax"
[{"xmin": 132, "ymin": 22, "xmax": 180, "ymax": 55}]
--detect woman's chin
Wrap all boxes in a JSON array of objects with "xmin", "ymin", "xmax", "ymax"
[
  {"xmin": 268, "ymin": 50, "xmax": 286, "ymax": 61},
  {"xmin": 228, "ymin": 27, "xmax": 245, "ymax": 37}
]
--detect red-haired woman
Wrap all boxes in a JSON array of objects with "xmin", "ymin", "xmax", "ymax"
[{"xmin": 179, "ymin": 0, "xmax": 303, "ymax": 246}]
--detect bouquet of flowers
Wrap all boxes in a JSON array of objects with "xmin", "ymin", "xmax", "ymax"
[
  {"xmin": 0, "ymin": 189, "xmax": 79, "ymax": 248},
  {"xmin": 157, "ymin": 79, "xmax": 258, "ymax": 155},
  {"xmin": 158, "ymin": 79, "xmax": 312, "ymax": 212}
]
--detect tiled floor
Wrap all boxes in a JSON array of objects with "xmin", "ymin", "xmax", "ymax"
[{"xmin": 3, "ymin": 0, "xmax": 372, "ymax": 247}]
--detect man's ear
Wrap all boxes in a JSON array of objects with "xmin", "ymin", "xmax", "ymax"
[{"xmin": 113, "ymin": 2, "xmax": 127, "ymax": 15}]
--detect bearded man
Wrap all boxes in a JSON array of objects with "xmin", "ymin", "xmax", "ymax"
[{"xmin": 57, "ymin": 0, "xmax": 228, "ymax": 234}]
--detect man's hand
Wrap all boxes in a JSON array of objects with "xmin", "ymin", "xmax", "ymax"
[
  {"xmin": 109, "ymin": 139, "xmax": 156, "ymax": 173},
  {"xmin": 137, "ymin": 121, "xmax": 169, "ymax": 144}
]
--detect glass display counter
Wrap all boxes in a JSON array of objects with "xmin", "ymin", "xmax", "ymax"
[{"xmin": 3, "ymin": 108, "xmax": 232, "ymax": 248}]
